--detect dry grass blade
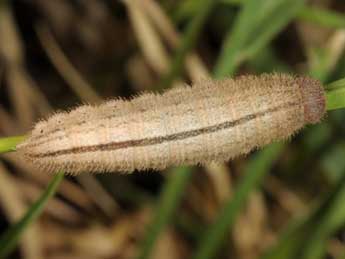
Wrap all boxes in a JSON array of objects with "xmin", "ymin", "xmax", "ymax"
[
  {"xmin": 265, "ymin": 176, "xmax": 306, "ymax": 215},
  {"xmin": 6, "ymin": 68, "xmax": 36, "ymax": 129},
  {"xmin": 0, "ymin": 6, "xmax": 23, "ymax": 64},
  {"xmin": 192, "ymin": 143, "xmax": 284, "ymax": 259},
  {"xmin": 3, "ymin": 153, "xmax": 93, "ymax": 211},
  {"xmin": 77, "ymin": 175, "xmax": 119, "ymax": 218},
  {"xmin": 301, "ymin": 16, "xmax": 345, "ymax": 81},
  {"xmin": 0, "ymin": 5, "xmax": 50, "ymax": 128},
  {"xmin": 0, "ymin": 162, "xmax": 43, "ymax": 259},
  {"xmin": 0, "ymin": 105, "xmax": 21, "ymax": 135},
  {"xmin": 157, "ymin": 0, "xmax": 216, "ymax": 89},
  {"xmin": 233, "ymin": 191, "xmax": 272, "ymax": 259},
  {"xmin": 35, "ymin": 24, "xmax": 101, "ymax": 103},
  {"xmin": 0, "ymin": 61, "xmax": 4, "ymax": 88},
  {"xmin": 0, "ymin": 172, "xmax": 63, "ymax": 258},
  {"xmin": 124, "ymin": 0, "xmax": 170, "ymax": 75},
  {"xmin": 17, "ymin": 179, "xmax": 82, "ymax": 224},
  {"xmin": 138, "ymin": 0, "xmax": 209, "ymax": 80}
]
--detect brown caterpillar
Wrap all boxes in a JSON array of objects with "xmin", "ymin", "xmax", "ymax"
[{"xmin": 17, "ymin": 74, "xmax": 326, "ymax": 174}]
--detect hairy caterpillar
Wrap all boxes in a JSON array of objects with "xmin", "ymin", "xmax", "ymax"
[{"xmin": 17, "ymin": 74, "xmax": 326, "ymax": 174}]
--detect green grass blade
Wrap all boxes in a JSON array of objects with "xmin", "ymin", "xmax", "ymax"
[
  {"xmin": 0, "ymin": 136, "xmax": 26, "ymax": 153},
  {"xmin": 326, "ymin": 88, "xmax": 345, "ymax": 111},
  {"xmin": 325, "ymin": 76, "xmax": 345, "ymax": 111},
  {"xmin": 301, "ymin": 156, "xmax": 345, "ymax": 259},
  {"xmin": 192, "ymin": 143, "xmax": 284, "ymax": 259},
  {"xmin": 0, "ymin": 171, "xmax": 64, "ymax": 258},
  {"xmin": 238, "ymin": 1, "xmax": 305, "ymax": 64},
  {"xmin": 159, "ymin": 0, "xmax": 217, "ymax": 89},
  {"xmin": 308, "ymin": 47, "xmax": 334, "ymax": 82},
  {"xmin": 262, "ymin": 171, "xmax": 345, "ymax": 259},
  {"xmin": 214, "ymin": 0, "xmax": 304, "ymax": 77},
  {"xmin": 136, "ymin": 166, "xmax": 193, "ymax": 259},
  {"xmin": 261, "ymin": 215, "xmax": 311, "ymax": 259},
  {"xmin": 221, "ymin": 0, "xmax": 345, "ymax": 29},
  {"xmin": 299, "ymin": 6, "xmax": 345, "ymax": 29},
  {"xmin": 213, "ymin": 0, "xmax": 265, "ymax": 77},
  {"xmin": 325, "ymin": 77, "xmax": 345, "ymax": 91}
]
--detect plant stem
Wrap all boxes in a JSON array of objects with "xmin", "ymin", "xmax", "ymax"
[
  {"xmin": 0, "ymin": 135, "xmax": 26, "ymax": 153},
  {"xmin": 325, "ymin": 79, "xmax": 345, "ymax": 111},
  {"xmin": 0, "ymin": 172, "xmax": 64, "ymax": 258},
  {"xmin": 136, "ymin": 166, "xmax": 193, "ymax": 259}
]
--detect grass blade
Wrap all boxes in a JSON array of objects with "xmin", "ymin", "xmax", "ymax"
[
  {"xmin": 238, "ymin": 1, "xmax": 304, "ymax": 64},
  {"xmin": 0, "ymin": 172, "xmax": 64, "ymax": 258},
  {"xmin": 136, "ymin": 166, "xmax": 193, "ymax": 259},
  {"xmin": 159, "ymin": 0, "xmax": 217, "ymax": 89},
  {"xmin": 326, "ymin": 87, "xmax": 345, "ymax": 111},
  {"xmin": 179, "ymin": 0, "xmax": 345, "ymax": 30},
  {"xmin": 262, "ymin": 171, "xmax": 345, "ymax": 259},
  {"xmin": 299, "ymin": 6, "xmax": 345, "ymax": 29},
  {"xmin": 221, "ymin": 0, "xmax": 345, "ymax": 29},
  {"xmin": 261, "ymin": 215, "xmax": 311, "ymax": 259},
  {"xmin": 325, "ymin": 77, "xmax": 345, "ymax": 111},
  {"xmin": 214, "ymin": 0, "xmax": 304, "ymax": 77},
  {"xmin": 213, "ymin": 0, "xmax": 266, "ymax": 77},
  {"xmin": 192, "ymin": 143, "xmax": 284, "ymax": 259},
  {"xmin": 0, "ymin": 136, "xmax": 26, "ymax": 153},
  {"xmin": 325, "ymin": 77, "xmax": 345, "ymax": 91}
]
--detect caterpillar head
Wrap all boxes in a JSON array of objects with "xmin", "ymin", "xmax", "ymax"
[{"xmin": 296, "ymin": 76, "xmax": 326, "ymax": 124}]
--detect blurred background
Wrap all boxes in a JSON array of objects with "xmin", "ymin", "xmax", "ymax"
[{"xmin": 1, "ymin": 0, "xmax": 345, "ymax": 258}]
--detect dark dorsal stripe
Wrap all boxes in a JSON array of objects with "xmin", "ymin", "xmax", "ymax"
[{"xmin": 30, "ymin": 101, "xmax": 299, "ymax": 158}]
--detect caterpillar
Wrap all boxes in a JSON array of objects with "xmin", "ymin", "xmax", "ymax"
[{"xmin": 17, "ymin": 74, "xmax": 326, "ymax": 174}]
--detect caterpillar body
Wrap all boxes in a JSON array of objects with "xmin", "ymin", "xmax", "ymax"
[{"xmin": 17, "ymin": 74, "xmax": 326, "ymax": 174}]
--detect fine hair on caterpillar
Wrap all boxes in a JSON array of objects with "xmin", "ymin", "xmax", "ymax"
[{"xmin": 17, "ymin": 73, "xmax": 326, "ymax": 174}]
